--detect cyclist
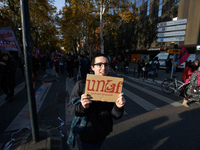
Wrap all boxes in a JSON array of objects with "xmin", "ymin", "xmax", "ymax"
[
  {"xmin": 183, "ymin": 60, "xmax": 200, "ymax": 107},
  {"xmin": 181, "ymin": 62, "xmax": 193, "ymax": 83}
]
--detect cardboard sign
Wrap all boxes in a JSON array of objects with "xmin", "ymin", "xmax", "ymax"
[{"xmin": 85, "ymin": 74, "xmax": 124, "ymax": 102}]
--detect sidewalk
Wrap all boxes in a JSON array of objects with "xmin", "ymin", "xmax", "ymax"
[{"xmin": 2, "ymin": 68, "xmax": 64, "ymax": 150}]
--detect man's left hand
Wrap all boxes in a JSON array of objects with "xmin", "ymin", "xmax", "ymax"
[{"xmin": 116, "ymin": 93, "xmax": 126, "ymax": 108}]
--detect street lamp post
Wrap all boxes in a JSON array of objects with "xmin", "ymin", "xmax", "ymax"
[{"xmin": 20, "ymin": 0, "xmax": 40, "ymax": 142}]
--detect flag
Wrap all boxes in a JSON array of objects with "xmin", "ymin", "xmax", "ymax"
[{"xmin": 178, "ymin": 45, "xmax": 190, "ymax": 66}]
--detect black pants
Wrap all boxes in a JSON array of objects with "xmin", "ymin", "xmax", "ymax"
[
  {"xmin": 68, "ymin": 68, "xmax": 74, "ymax": 78},
  {"xmin": 0, "ymin": 73, "xmax": 15, "ymax": 96}
]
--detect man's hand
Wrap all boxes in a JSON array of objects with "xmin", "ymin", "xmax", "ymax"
[
  {"xmin": 116, "ymin": 93, "xmax": 126, "ymax": 108},
  {"xmin": 81, "ymin": 94, "xmax": 92, "ymax": 109}
]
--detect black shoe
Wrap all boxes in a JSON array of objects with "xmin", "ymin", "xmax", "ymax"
[{"xmin": 5, "ymin": 94, "xmax": 10, "ymax": 100}]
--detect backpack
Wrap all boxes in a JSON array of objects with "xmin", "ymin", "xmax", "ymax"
[{"xmin": 195, "ymin": 71, "xmax": 200, "ymax": 86}]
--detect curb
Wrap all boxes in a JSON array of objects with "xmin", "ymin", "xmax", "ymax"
[{"xmin": 8, "ymin": 125, "xmax": 62, "ymax": 150}]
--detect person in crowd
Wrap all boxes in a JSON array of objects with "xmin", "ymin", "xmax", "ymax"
[
  {"xmin": 181, "ymin": 62, "xmax": 193, "ymax": 83},
  {"xmin": 79, "ymin": 55, "xmax": 87, "ymax": 80},
  {"xmin": 53, "ymin": 55, "xmax": 59, "ymax": 73},
  {"xmin": 138, "ymin": 59, "xmax": 144, "ymax": 77},
  {"xmin": 183, "ymin": 60, "xmax": 200, "ymax": 107},
  {"xmin": 143, "ymin": 60, "xmax": 149, "ymax": 80},
  {"xmin": 0, "ymin": 53, "xmax": 17, "ymax": 102},
  {"xmin": 59, "ymin": 54, "xmax": 65, "ymax": 73},
  {"xmin": 165, "ymin": 59, "xmax": 172, "ymax": 73},
  {"xmin": 124, "ymin": 58, "xmax": 129, "ymax": 74},
  {"xmin": 18, "ymin": 53, "xmax": 24, "ymax": 75},
  {"xmin": 112, "ymin": 57, "xmax": 117, "ymax": 71},
  {"xmin": 32, "ymin": 54, "xmax": 40, "ymax": 81},
  {"xmin": 67, "ymin": 55, "xmax": 74, "ymax": 80},
  {"xmin": 85, "ymin": 56, "xmax": 91, "ymax": 75},
  {"xmin": 137, "ymin": 59, "xmax": 142, "ymax": 77},
  {"xmin": 67, "ymin": 53, "xmax": 125, "ymax": 149},
  {"xmin": 154, "ymin": 59, "xmax": 160, "ymax": 76},
  {"xmin": 45, "ymin": 53, "xmax": 52, "ymax": 69}
]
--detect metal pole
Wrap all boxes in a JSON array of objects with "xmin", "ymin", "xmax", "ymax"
[
  {"xmin": 20, "ymin": 0, "xmax": 39, "ymax": 142},
  {"xmin": 170, "ymin": 54, "xmax": 175, "ymax": 79}
]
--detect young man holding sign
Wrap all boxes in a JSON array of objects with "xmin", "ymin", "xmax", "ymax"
[{"xmin": 68, "ymin": 53, "xmax": 126, "ymax": 149}]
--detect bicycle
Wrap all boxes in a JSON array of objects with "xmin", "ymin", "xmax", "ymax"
[{"xmin": 161, "ymin": 77, "xmax": 185, "ymax": 94}]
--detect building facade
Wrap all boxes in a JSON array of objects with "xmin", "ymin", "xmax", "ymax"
[{"xmin": 129, "ymin": 0, "xmax": 200, "ymax": 61}]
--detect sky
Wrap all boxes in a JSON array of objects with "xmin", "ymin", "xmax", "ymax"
[{"xmin": 54, "ymin": 0, "xmax": 66, "ymax": 12}]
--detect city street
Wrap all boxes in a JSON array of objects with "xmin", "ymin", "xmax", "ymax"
[{"xmin": 1, "ymin": 66, "xmax": 200, "ymax": 150}]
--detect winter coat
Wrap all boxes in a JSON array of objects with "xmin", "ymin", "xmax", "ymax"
[{"xmin": 186, "ymin": 70, "xmax": 200, "ymax": 98}]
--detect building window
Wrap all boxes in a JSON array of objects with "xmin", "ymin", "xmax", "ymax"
[
  {"xmin": 158, "ymin": 0, "xmax": 163, "ymax": 17},
  {"xmin": 146, "ymin": 0, "xmax": 150, "ymax": 16}
]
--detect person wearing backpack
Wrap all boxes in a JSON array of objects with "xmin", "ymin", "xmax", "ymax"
[{"xmin": 183, "ymin": 60, "xmax": 200, "ymax": 107}]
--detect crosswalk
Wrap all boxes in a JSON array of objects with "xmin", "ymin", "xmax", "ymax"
[
  {"xmin": 5, "ymin": 83, "xmax": 52, "ymax": 131},
  {"xmin": 0, "ymin": 73, "xmax": 184, "ymax": 132},
  {"xmin": 124, "ymin": 79, "xmax": 182, "ymax": 109}
]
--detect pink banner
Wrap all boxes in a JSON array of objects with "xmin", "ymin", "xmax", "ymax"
[
  {"xmin": 178, "ymin": 45, "xmax": 190, "ymax": 66},
  {"xmin": 0, "ymin": 26, "xmax": 21, "ymax": 51}
]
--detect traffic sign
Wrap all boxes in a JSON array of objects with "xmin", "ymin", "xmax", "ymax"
[
  {"xmin": 157, "ymin": 19, "xmax": 187, "ymax": 28},
  {"xmin": 156, "ymin": 37, "xmax": 185, "ymax": 42},
  {"xmin": 157, "ymin": 25, "xmax": 186, "ymax": 32},
  {"xmin": 167, "ymin": 49, "xmax": 180, "ymax": 54},
  {"xmin": 197, "ymin": 45, "xmax": 200, "ymax": 50},
  {"xmin": 157, "ymin": 31, "xmax": 185, "ymax": 37}
]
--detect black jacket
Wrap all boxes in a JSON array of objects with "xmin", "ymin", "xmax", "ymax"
[{"xmin": 68, "ymin": 79, "xmax": 124, "ymax": 144}]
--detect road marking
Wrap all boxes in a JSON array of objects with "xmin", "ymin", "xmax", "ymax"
[
  {"xmin": 65, "ymin": 77, "xmax": 75, "ymax": 95},
  {"xmin": 5, "ymin": 83, "xmax": 52, "ymax": 131},
  {"xmin": 124, "ymin": 80, "xmax": 182, "ymax": 107},
  {"xmin": 123, "ymin": 88, "xmax": 159, "ymax": 111},
  {"xmin": 0, "ymin": 82, "xmax": 25, "ymax": 107}
]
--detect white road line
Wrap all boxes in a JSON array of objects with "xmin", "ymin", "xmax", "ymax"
[
  {"xmin": 5, "ymin": 83, "xmax": 52, "ymax": 131},
  {"xmin": 124, "ymin": 80, "xmax": 182, "ymax": 107},
  {"xmin": 0, "ymin": 82, "xmax": 25, "ymax": 107},
  {"xmin": 123, "ymin": 88, "xmax": 159, "ymax": 111},
  {"xmin": 65, "ymin": 77, "xmax": 75, "ymax": 95}
]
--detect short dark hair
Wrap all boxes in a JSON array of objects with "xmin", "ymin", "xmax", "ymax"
[{"xmin": 91, "ymin": 53, "xmax": 109, "ymax": 66}]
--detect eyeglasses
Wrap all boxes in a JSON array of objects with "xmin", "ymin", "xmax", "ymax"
[{"xmin": 94, "ymin": 63, "xmax": 110, "ymax": 68}]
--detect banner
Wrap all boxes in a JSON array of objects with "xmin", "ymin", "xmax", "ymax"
[
  {"xmin": 0, "ymin": 26, "xmax": 21, "ymax": 51},
  {"xmin": 178, "ymin": 45, "xmax": 190, "ymax": 66}
]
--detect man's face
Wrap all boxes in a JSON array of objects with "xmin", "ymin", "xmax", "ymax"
[{"xmin": 91, "ymin": 56, "xmax": 109, "ymax": 76}]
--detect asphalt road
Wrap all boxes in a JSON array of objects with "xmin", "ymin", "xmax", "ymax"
[{"xmin": 1, "ymin": 67, "xmax": 200, "ymax": 150}]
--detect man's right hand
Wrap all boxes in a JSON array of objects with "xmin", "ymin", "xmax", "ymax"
[{"xmin": 81, "ymin": 94, "xmax": 92, "ymax": 109}]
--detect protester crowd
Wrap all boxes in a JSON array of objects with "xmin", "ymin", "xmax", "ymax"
[
  {"xmin": 111, "ymin": 57, "xmax": 160, "ymax": 80},
  {"xmin": 2, "ymin": 50, "xmax": 200, "ymax": 110},
  {"xmin": 0, "ymin": 52, "xmax": 93, "ymax": 102}
]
